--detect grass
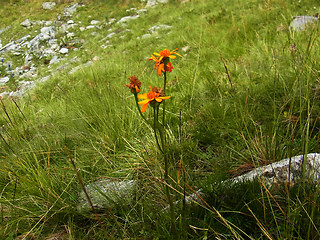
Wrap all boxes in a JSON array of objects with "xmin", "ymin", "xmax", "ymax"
[{"xmin": 1, "ymin": 0, "xmax": 320, "ymax": 239}]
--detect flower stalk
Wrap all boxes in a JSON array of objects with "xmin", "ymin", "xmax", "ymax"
[{"xmin": 126, "ymin": 48, "xmax": 181, "ymax": 236}]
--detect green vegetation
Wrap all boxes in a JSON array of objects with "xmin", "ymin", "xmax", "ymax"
[{"xmin": 1, "ymin": 0, "xmax": 320, "ymax": 239}]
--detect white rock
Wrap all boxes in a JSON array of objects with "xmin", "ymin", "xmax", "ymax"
[
  {"xmin": 86, "ymin": 25, "xmax": 95, "ymax": 29},
  {"xmin": 63, "ymin": 3, "xmax": 80, "ymax": 17},
  {"xmin": 141, "ymin": 33, "xmax": 152, "ymax": 39},
  {"xmin": 90, "ymin": 20, "xmax": 100, "ymax": 25},
  {"xmin": 67, "ymin": 32, "xmax": 75, "ymax": 38},
  {"xmin": 0, "ymin": 77, "xmax": 10, "ymax": 84},
  {"xmin": 67, "ymin": 20, "xmax": 75, "ymax": 24},
  {"xmin": 137, "ymin": 9, "xmax": 148, "ymax": 14},
  {"xmin": 106, "ymin": 32, "xmax": 116, "ymax": 38},
  {"xmin": 45, "ymin": 21, "xmax": 52, "ymax": 26},
  {"xmin": 49, "ymin": 55, "xmax": 60, "ymax": 65},
  {"xmin": 79, "ymin": 27, "xmax": 85, "ymax": 31},
  {"xmin": 117, "ymin": 15, "xmax": 139, "ymax": 24},
  {"xmin": 59, "ymin": 48, "xmax": 69, "ymax": 54},
  {"xmin": 43, "ymin": 2, "xmax": 56, "ymax": 10},
  {"xmin": 21, "ymin": 19, "xmax": 32, "ymax": 28},
  {"xmin": 108, "ymin": 18, "xmax": 116, "ymax": 24},
  {"xmin": 149, "ymin": 24, "xmax": 172, "ymax": 33}
]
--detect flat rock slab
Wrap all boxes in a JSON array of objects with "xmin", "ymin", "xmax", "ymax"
[
  {"xmin": 290, "ymin": 16, "xmax": 318, "ymax": 31},
  {"xmin": 77, "ymin": 179, "xmax": 136, "ymax": 212},
  {"xmin": 232, "ymin": 153, "xmax": 320, "ymax": 184}
]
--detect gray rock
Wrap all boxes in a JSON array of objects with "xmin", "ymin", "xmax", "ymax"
[
  {"xmin": 232, "ymin": 153, "xmax": 320, "ymax": 185},
  {"xmin": 106, "ymin": 32, "xmax": 116, "ymax": 38},
  {"xmin": 45, "ymin": 21, "xmax": 53, "ymax": 26},
  {"xmin": 90, "ymin": 20, "xmax": 100, "ymax": 25},
  {"xmin": 145, "ymin": 0, "xmax": 157, "ymax": 7},
  {"xmin": 117, "ymin": 15, "xmax": 139, "ymax": 24},
  {"xmin": 149, "ymin": 24, "xmax": 172, "ymax": 33},
  {"xmin": 290, "ymin": 16, "xmax": 318, "ymax": 31},
  {"xmin": 63, "ymin": 3, "xmax": 80, "ymax": 17},
  {"xmin": 49, "ymin": 55, "xmax": 61, "ymax": 65},
  {"xmin": 145, "ymin": 0, "xmax": 168, "ymax": 7},
  {"xmin": 137, "ymin": 9, "xmax": 148, "ymax": 15},
  {"xmin": 59, "ymin": 48, "xmax": 69, "ymax": 54},
  {"xmin": 0, "ymin": 41, "xmax": 19, "ymax": 54},
  {"xmin": 21, "ymin": 19, "xmax": 32, "ymax": 28},
  {"xmin": 183, "ymin": 153, "xmax": 320, "ymax": 206},
  {"xmin": 77, "ymin": 179, "xmax": 136, "ymax": 212},
  {"xmin": 0, "ymin": 77, "xmax": 10, "ymax": 85},
  {"xmin": 140, "ymin": 33, "xmax": 152, "ymax": 39},
  {"xmin": 42, "ymin": 2, "xmax": 56, "ymax": 10}
]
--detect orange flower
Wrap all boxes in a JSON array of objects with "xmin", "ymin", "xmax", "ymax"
[
  {"xmin": 153, "ymin": 48, "xmax": 182, "ymax": 62},
  {"xmin": 149, "ymin": 48, "xmax": 181, "ymax": 76},
  {"xmin": 138, "ymin": 86, "xmax": 171, "ymax": 113},
  {"xmin": 126, "ymin": 75, "xmax": 141, "ymax": 93}
]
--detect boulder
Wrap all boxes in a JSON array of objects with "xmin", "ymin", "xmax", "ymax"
[
  {"xmin": 290, "ymin": 16, "xmax": 318, "ymax": 31},
  {"xmin": 77, "ymin": 179, "xmax": 136, "ymax": 212},
  {"xmin": 21, "ymin": 19, "xmax": 32, "ymax": 28},
  {"xmin": 184, "ymin": 153, "xmax": 320, "ymax": 205},
  {"xmin": 232, "ymin": 153, "xmax": 320, "ymax": 185}
]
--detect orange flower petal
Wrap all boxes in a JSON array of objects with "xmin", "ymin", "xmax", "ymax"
[
  {"xmin": 159, "ymin": 96, "xmax": 171, "ymax": 100},
  {"xmin": 141, "ymin": 103, "xmax": 149, "ymax": 113},
  {"xmin": 138, "ymin": 99, "xmax": 151, "ymax": 105}
]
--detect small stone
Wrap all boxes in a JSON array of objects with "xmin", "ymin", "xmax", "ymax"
[
  {"xmin": 59, "ymin": 48, "xmax": 69, "ymax": 54},
  {"xmin": 90, "ymin": 20, "xmax": 100, "ymax": 25},
  {"xmin": 0, "ymin": 77, "xmax": 10, "ymax": 85},
  {"xmin": 45, "ymin": 21, "xmax": 53, "ymax": 26},
  {"xmin": 67, "ymin": 20, "xmax": 74, "ymax": 24},
  {"xmin": 86, "ymin": 25, "xmax": 95, "ymax": 29},
  {"xmin": 149, "ymin": 24, "xmax": 172, "ymax": 33},
  {"xmin": 117, "ymin": 15, "xmax": 139, "ymax": 24},
  {"xmin": 106, "ymin": 32, "xmax": 116, "ymax": 38},
  {"xmin": 140, "ymin": 33, "xmax": 152, "ymax": 39},
  {"xmin": 21, "ymin": 19, "xmax": 32, "ymax": 28},
  {"xmin": 108, "ymin": 18, "xmax": 116, "ymax": 24},
  {"xmin": 43, "ymin": 2, "xmax": 56, "ymax": 10},
  {"xmin": 182, "ymin": 46, "xmax": 190, "ymax": 52},
  {"xmin": 137, "ymin": 9, "xmax": 148, "ymax": 15},
  {"xmin": 79, "ymin": 27, "xmax": 85, "ymax": 31},
  {"xmin": 67, "ymin": 32, "xmax": 75, "ymax": 38},
  {"xmin": 49, "ymin": 55, "xmax": 60, "ymax": 65},
  {"xmin": 63, "ymin": 3, "xmax": 80, "ymax": 17}
]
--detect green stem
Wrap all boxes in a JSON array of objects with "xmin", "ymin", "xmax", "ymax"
[
  {"xmin": 153, "ymin": 106, "xmax": 163, "ymax": 153},
  {"xmin": 161, "ymin": 70, "xmax": 177, "ymax": 237},
  {"xmin": 162, "ymin": 71, "xmax": 167, "ymax": 129}
]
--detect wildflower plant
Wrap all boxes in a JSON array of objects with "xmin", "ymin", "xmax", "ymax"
[{"xmin": 126, "ymin": 48, "xmax": 181, "ymax": 235}]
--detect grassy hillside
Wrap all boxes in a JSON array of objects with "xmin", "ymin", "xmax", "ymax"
[{"xmin": 1, "ymin": 0, "xmax": 320, "ymax": 239}]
